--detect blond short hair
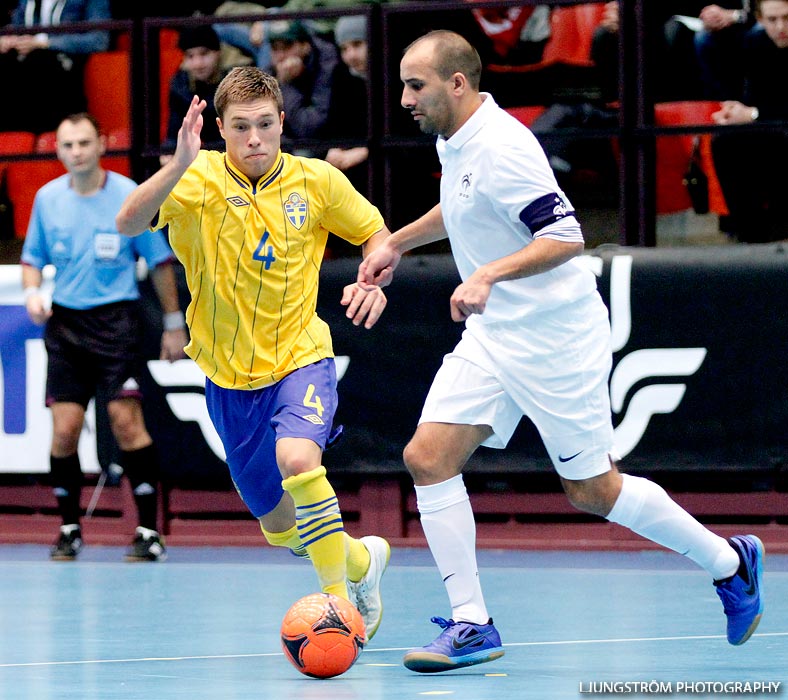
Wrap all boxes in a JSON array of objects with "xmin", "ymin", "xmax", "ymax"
[{"xmin": 214, "ymin": 67, "xmax": 284, "ymax": 119}]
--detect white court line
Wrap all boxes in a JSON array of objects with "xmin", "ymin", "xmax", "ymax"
[{"xmin": 2, "ymin": 632, "xmax": 787, "ymax": 669}]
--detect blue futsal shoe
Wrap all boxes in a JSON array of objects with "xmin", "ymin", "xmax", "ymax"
[
  {"xmin": 403, "ymin": 617, "xmax": 505, "ymax": 673},
  {"xmin": 714, "ymin": 535, "xmax": 765, "ymax": 645}
]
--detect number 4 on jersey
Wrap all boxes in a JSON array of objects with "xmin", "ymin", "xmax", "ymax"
[{"xmin": 253, "ymin": 231, "xmax": 276, "ymax": 269}]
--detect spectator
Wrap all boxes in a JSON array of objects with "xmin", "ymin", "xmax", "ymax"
[
  {"xmin": 161, "ymin": 25, "xmax": 228, "ymax": 165},
  {"xmin": 267, "ymin": 19, "xmax": 338, "ymax": 144},
  {"xmin": 326, "ymin": 15, "xmax": 369, "ymax": 183},
  {"xmin": 589, "ymin": 1, "xmax": 750, "ymax": 102},
  {"xmin": 472, "ymin": 3, "xmax": 553, "ymax": 109},
  {"xmin": 0, "ymin": 0, "xmax": 111, "ymax": 133},
  {"xmin": 471, "ymin": 3, "xmax": 551, "ymax": 66},
  {"xmin": 109, "ymin": 1, "xmax": 221, "ymax": 19},
  {"xmin": 589, "ymin": 1, "xmax": 619, "ymax": 104},
  {"xmin": 212, "ymin": 1, "xmax": 270, "ymax": 70},
  {"xmin": 711, "ymin": 0, "xmax": 788, "ymax": 242},
  {"xmin": 0, "ymin": 0, "xmax": 16, "ymax": 24},
  {"xmin": 695, "ymin": 2, "xmax": 755, "ymax": 99},
  {"xmin": 324, "ymin": 14, "xmax": 370, "ymax": 256},
  {"xmin": 20, "ymin": 113, "xmax": 187, "ymax": 561}
]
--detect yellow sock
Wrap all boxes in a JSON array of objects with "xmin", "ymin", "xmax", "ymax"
[
  {"xmin": 261, "ymin": 524, "xmax": 369, "ymax": 579},
  {"xmin": 282, "ymin": 466, "xmax": 348, "ymax": 599},
  {"xmin": 261, "ymin": 524, "xmax": 301, "ymax": 550},
  {"xmin": 345, "ymin": 533, "xmax": 371, "ymax": 583}
]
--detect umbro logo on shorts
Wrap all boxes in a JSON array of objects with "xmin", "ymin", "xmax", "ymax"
[{"xmin": 302, "ymin": 414, "xmax": 325, "ymax": 425}]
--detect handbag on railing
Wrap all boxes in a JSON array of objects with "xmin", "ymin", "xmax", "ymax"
[{"xmin": 682, "ymin": 136, "xmax": 710, "ymax": 215}]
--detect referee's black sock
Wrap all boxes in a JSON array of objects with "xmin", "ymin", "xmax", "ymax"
[
  {"xmin": 50, "ymin": 453, "xmax": 83, "ymax": 526},
  {"xmin": 120, "ymin": 444, "xmax": 160, "ymax": 531}
]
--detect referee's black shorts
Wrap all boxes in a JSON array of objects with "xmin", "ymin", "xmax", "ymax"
[{"xmin": 44, "ymin": 301, "xmax": 145, "ymax": 408}]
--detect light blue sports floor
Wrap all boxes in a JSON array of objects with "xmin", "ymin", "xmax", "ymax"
[{"xmin": 1, "ymin": 545, "xmax": 786, "ymax": 700}]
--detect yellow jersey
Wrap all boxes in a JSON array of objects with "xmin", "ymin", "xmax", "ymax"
[{"xmin": 157, "ymin": 149, "xmax": 384, "ymax": 389}]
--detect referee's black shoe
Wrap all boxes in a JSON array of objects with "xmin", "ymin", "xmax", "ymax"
[
  {"xmin": 124, "ymin": 526, "xmax": 167, "ymax": 562},
  {"xmin": 50, "ymin": 524, "xmax": 83, "ymax": 561}
]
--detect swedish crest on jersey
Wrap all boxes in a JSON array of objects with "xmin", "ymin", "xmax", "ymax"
[{"xmin": 284, "ymin": 192, "xmax": 307, "ymax": 229}]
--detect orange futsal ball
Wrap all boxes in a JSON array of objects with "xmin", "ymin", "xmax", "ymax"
[{"xmin": 280, "ymin": 592, "xmax": 366, "ymax": 678}]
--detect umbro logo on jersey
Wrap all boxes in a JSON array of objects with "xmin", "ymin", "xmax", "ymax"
[
  {"xmin": 302, "ymin": 414, "xmax": 325, "ymax": 425},
  {"xmin": 227, "ymin": 196, "xmax": 249, "ymax": 206}
]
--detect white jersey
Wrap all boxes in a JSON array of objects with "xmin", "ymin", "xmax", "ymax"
[{"xmin": 436, "ymin": 93, "xmax": 598, "ymax": 325}]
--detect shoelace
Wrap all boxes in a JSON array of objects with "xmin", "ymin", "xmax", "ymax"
[
  {"xmin": 350, "ymin": 579, "xmax": 371, "ymax": 614},
  {"xmin": 430, "ymin": 616, "xmax": 456, "ymax": 629}
]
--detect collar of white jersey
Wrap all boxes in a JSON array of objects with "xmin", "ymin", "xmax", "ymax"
[{"xmin": 440, "ymin": 92, "xmax": 496, "ymax": 151}]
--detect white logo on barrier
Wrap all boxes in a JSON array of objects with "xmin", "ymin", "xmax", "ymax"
[
  {"xmin": 0, "ymin": 256, "xmax": 703, "ymax": 469},
  {"xmin": 581, "ymin": 255, "xmax": 707, "ymax": 458},
  {"xmin": 145, "ymin": 356, "xmax": 351, "ymax": 461},
  {"xmin": 0, "ymin": 266, "xmax": 102, "ymax": 474}
]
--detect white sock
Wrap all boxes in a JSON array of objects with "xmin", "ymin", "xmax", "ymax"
[
  {"xmin": 607, "ymin": 474, "xmax": 739, "ymax": 580},
  {"xmin": 415, "ymin": 475, "xmax": 489, "ymax": 624}
]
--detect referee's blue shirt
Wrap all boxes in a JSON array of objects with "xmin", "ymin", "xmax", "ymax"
[{"xmin": 21, "ymin": 172, "xmax": 173, "ymax": 310}]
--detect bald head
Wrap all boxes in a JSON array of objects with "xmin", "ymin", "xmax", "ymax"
[{"xmin": 404, "ymin": 30, "xmax": 482, "ymax": 91}]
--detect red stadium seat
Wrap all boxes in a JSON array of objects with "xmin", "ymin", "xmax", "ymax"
[
  {"xmin": 654, "ymin": 101, "xmax": 728, "ymax": 215},
  {"xmin": 505, "ymin": 105, "xmax": 548, "ymax": 127},
  {"xmin": 5, "ymin": 159, "xmax": 66, "ymax": 238},
  {"xmin": 0, "ymin": 131, "xmax": 36, "ymax": 155},
  {"xmin": 35, "ymin": 131, "xmax": 57, "ymax": 153},
  {"xmin": 487, "ymin": 3, "xmax": 606, "ymax": 75},
  {"xmin": 542, "ymin": 3, "xmax": 606, "ymax": 67},
  {"xmin": 84, "ymin": 51, "xmax": 131, "ymax": 135}
]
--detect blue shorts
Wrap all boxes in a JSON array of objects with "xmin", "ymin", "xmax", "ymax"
[{"xmin": 204, "ymin": 359, "xmax": 342, "ymax": 518}]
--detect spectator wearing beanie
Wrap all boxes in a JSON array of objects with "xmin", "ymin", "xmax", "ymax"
[
  {"xmin": 324, "ymin": 14, "xmax": 371, "ymax": 251},
  {"xmin": 334, "ymin": 15, "xmax": 368, "ymax": 78},
  {"xmin": 161, "ymin": 25, "xmax": 229, "ymax": 163}
]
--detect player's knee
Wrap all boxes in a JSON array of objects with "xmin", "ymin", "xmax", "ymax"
[
  {"xmin": 51, "ymin": 426, "xmax": 80, "ymax": 456},
  {"xmin": 403, "ymin": 440, "xmax": 439, "ymax": 482},
  {"xmin": 562, "ymin": 476, "xmax": 618, "ymax": 517},
  {"xmin": 110, "ymin": 415, "xmax": 148, "ymax": 449}
]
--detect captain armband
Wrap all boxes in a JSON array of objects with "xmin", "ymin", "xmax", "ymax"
[
  {"xmin": 163, "ymin": 310, "xmax": 186, "ymax": 332},
  {"xmin": 519, "ymin": 192, "xmax": 575, "ymax": 234}
]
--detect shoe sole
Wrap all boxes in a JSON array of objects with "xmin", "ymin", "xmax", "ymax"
[
  {"xmin": 50, "ymin": 554, "xmax": 78, "ymax": 561},
  {"xmin": 358, "ymin": 536, "xmax": 390, "ymax": 640},
  {"xmin": 730, "ymin": 535, "xmax": 765, "ymax": 646},
  {"xmin": 403, "ymin": 648, "xmax": 505, "ymax": 673},
  {"xmin": 124, "ymin": 554, "xmax": 168, "ymax": 562}
]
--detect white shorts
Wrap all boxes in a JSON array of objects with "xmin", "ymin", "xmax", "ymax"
[{"xmin": 419, "ymin": 292, "xmax": 617, "ymax": 480}]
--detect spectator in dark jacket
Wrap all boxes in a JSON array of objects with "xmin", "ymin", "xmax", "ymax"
[
  {"xmin": 161, "ymin": 25, "xmax": 228, "ymax": 164},
  {"xmin": 711, "ymin": 0, "xmax": 788, "ymax": 242},
  {"xmin": 0, "ymin": 0, "xmax": 110, "ymax": 132},
  {"xmin": 326, "ymin": 15, "xmax": 369, "ymax": 185},
  {"xmin": 266, "ymin": 19, "xmax": 338, "ymax": 145}
]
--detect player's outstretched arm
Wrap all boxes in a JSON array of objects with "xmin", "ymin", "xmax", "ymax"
[
  {"xmin": 116, "ymin": 96, "xmax": 207, "ymax": 237},
  {"xmin": 358, "ymin": 205, "xmax": 447, "ymax": 289}
]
